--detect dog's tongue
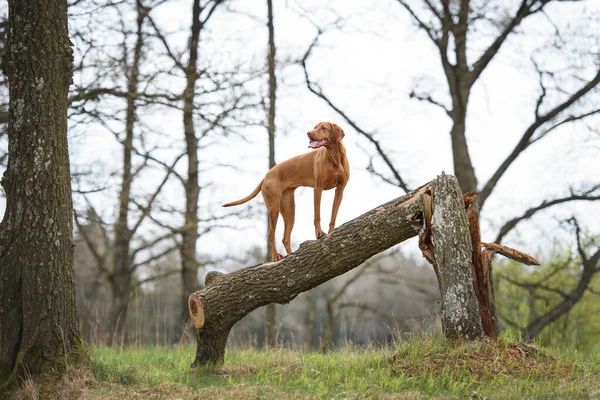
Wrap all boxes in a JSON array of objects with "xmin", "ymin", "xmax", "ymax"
[{"xmin": 308, "ymin": 139, "xmax": 326, "ymax": 149}]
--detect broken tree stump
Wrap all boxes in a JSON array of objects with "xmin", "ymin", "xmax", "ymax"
[
  {"xmin": 189, "ymin": 172, "xmax": 539, "ymax": 366},
  {"xmin": 418, "ymin": 173, "xmax": 540, "ymax": 340},
  {"xmin": 418, "ymin": 174, "xmax": 485, "ymax": 339}
]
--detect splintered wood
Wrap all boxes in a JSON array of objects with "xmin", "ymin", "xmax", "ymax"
[
  {"xmin": 464, "ymin": 190, "xmax": 540, "ymax": 339},
  {"xmin": 464, "ymin": 190, "xmax": 496, "ymax": 339},
  {"xmin": 481, "ymin": 242, "xmax": 540, "ymax": 266},
  {"xmin": 417, "ymin": 188, "xmax": 438, "ymax": 280}
]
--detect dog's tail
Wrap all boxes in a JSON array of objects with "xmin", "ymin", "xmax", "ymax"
[{"xmin": 222, "ymin": 179, "xmax": 264, "ymax": 207}]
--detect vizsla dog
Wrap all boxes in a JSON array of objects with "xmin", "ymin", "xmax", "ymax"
[{"xmin": 223, "ymin": 122, "xmax": 350, "ymax": 261}]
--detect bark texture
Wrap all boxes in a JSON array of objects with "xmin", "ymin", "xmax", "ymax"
[
  {"xmin": 189, "ymin": 187, "xmax": 426, "ymax": 365},
  {"xmin": 428, "ymin": 173, "xmax": 484, "ymax": 339},
  {"xmin": 0, "ymin": 0, "xmax": 79, "ymax": 383},
  {"xmin": 419, "ymin": 173, "xmax": 484, "ymax": 339}
]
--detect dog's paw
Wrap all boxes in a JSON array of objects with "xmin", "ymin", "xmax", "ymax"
[
  {"xmin": 315, "ymin": 229, "xmax": 325, "ymax": 239},
  {"xmin": 271, "ymin": 252, "xmax": 284, "ymax": 262}
]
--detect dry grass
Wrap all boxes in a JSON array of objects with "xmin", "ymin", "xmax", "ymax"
[{"xmin": 391, "ymin": 338, "xmax": 573, "ymax": 380}]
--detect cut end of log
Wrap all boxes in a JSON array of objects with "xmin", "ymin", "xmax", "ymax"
[{"xmin": 188, "ymin": 293, "xmax": 205, "ymax": 329}]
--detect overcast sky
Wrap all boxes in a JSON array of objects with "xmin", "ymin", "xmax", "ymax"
[{"xmin": 1, "ymin": 0, "xmax": 599, "ymax": 268}]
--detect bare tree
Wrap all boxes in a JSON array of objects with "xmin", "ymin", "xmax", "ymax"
[
  {"xmin": 498, "ymin": 218, "xmax": 600, "ymax": 341},
  {"xmin": 264, "ymin": 0, "xmax": 278, "ymax": 349},
  {"xmin": 110, "ymin": 0, "xmax": 149, "ymax": 341},
  {"xmin": 145, "ymin": 0, "xmax": 264, "ymax": 338},
  {"xmin": 300, "ymin": 0, "xmax": 599, "ymax": 339},
  {"xmin": 68, "ymin": 0, "xmax": 184, "ymax": 343},
  {"xmin": 301, "ymin": 0, "xmax": 600, "ymax": 217},
  {"xmin": 0, "ymin": 0, "xmax": 80, "ymax": 387}
]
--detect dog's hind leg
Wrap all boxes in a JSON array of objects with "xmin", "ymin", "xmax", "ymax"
[
  {"xmin": 280, "ymin": 188, "xmax": 296, "ymax": 255},
  {"xmin": 262, "ymin": 182, "xmax": 284, "ymax": 261}
]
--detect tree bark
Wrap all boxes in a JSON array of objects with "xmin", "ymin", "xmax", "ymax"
[
  {"xmin": 189, "ymin": 182, "xmax": 428, "ymax": 365},
  {"xmin": 264, "ymin": 0, "xmax": 278, "ymax": 349},
  {"xmin": 449, "ymin": 113, "xmax": 478, "ymax": 194},
  {"xmin": 421, "ymin": 174, "xmax": 484, "ymax": 339},
  {"xmin": 0, "ymin": 0, "xmax": 80, "ymax": 384}
]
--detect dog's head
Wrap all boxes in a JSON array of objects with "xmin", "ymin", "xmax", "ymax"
[{"xmin": 307, "ymin": 122, "xmax": 345, "ymax": 149}]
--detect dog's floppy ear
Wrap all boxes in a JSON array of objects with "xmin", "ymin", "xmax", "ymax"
[{"xmin": 331, "ymin": 123, "xmax": 345, "ymax": 142}]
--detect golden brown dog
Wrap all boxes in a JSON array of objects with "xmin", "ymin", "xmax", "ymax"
[{"xmin": 223, "ymin": 122, "xmax": 350, "ymax": 261}]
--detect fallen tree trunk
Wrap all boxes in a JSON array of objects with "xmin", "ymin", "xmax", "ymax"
[
  {"xmin": 189, "ymin": 184, "xmax": 427, "ymax": 365},
  {"xmin": 189, "ymin": 173, "xmax": 538, "ymax": 366}
]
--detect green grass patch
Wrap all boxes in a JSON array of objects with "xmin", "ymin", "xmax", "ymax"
[{"xmin": 81, "ymin": 336, "xmax": 600, "ymax": 399}]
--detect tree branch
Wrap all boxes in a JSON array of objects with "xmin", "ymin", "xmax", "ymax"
[
  {"xmin": 495, "ymin": 185, "xmax": 600, "ymax": 243},
  {"xmin": 395, "ymin": 0, "xmax": 441, "ymax": 49},
  {"xmin": 470, "ymin": 0, "xmax": 541, "ymax": 85},
  {"xmin": 409, "ymin": 90, "xmax": 451, "ymax": 115},
  {"xmin": 479, "ymin": 68, "xmax": 600, "ymax": 207},
  {"xmin": 301, "ymin": 32, "xmax": 411, "ymax": 192}
]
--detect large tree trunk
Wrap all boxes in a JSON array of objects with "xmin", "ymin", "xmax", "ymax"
[
  {"xmin": 449, "ymin": 115, "xmax": 478, "ymax": 194},
  {"xmin": 0, "ymin": 0, "xmax": 80, "ymax": 384},
  {"xmin": 189, "ymin": 181, "xmax": 430, "ymax": 366},
  {"xmin": 446, "ymin": 64, "xmax": 477, "ymax": 194},
  {"xmin": 180, "ymin": 0, "xmax": 203, "ymax": 338},
  {"xmin": 419, "ymin": 175, "xmax": 484, "ymax": 339},
  {"xmin": 264, "ymin": 0, "xmax": 278, "ymax": 349}
]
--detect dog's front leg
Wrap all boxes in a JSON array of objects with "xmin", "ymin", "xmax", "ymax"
[
  {"xmin": 313, "ymin": 188, "xmax": 325, "ymax": 238},
  {"xmin": 328, "ymin": 186, "xmax": 344, "ymax": 234}
]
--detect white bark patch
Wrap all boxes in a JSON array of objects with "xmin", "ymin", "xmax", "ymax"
[
  {"xmin": 443, "ymin": 283, "xmax": 469, "ymax": 331},
  {"xmin": 35, "ymin": 77, "xmax": 44, "ymax": 91},
  {"xmin": 14, "ymin": 99, "xmax": 25, "ymax": 130}
]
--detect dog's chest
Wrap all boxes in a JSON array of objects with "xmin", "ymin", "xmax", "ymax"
[{"xmin": 322, "ymin": 167, "xmax": 345, "ymax": 190}]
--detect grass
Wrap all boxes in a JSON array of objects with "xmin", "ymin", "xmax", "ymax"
[{"xmin": 12, "ymin": 336, "xmax": 600, "ymax": 399}]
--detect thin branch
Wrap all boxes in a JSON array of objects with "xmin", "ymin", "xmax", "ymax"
[
  {"xmin": 132, "ymin": 244, "xmax": 179, "ymax": 270},
  {"xmin": 495, "ymin": 185, "xmax": 600, "ymax": 243},
  {"xmin": 129, "ymin": 152, "xmax": 186, "ymax": 235},
  {"xmin": 132, "ymin": 231, "xmax": 177, "ymax": 256},
  {"xmin": 395, "ymin": 0, "xmax": 440, "ymax": 49},
  {"xmin": 136, "ymin": 268, "xmax": 180, "ymax": 286},
  {"xmin": 498, "ymin": 275, "xmax": 569, "ymax": 298},
  {"xmin": 479, "ymin": 68, "xmax": 600, "ymax": 207},
  {"xmin": 301, "ymin": 32, "xmax": 410, "ymax": 192},
  {"xmin": 469, "ymin": 0, "xmax": 541, "ymax": 85},
  {"xmin": 409, "ymin": 90, "xmax": 451, "ymax": 115}
]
